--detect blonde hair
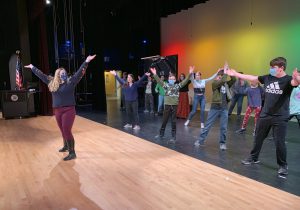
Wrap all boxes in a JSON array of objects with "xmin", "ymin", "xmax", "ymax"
[{"xmin": 48, "ymin": 68, "xmax": 66, "ymax": 92}]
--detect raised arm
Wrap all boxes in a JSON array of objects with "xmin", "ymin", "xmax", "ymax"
[
  {"xmin": 179, "ymin": 66, "xmax": 194, "ymax": 87},
  {"xmin": 226, "ymin": 68, "xmax": 259, "ymax": 83},
  {"xmin": 135, "ymin": 72, "xmax": 150, "ymax": 86},
  {"xmin": 70, "ymin": 54, "xmax": 96, "ymax": 85},
  {"xmin": 24, "ymin": 64, "xmax": 50, "ymax": 84},
  {"xmin": 203, "ymin": 70, "xmax": 220, "ymax": 82},
  {"xmin": 212, "ymin": 74, "xmax": 228, "ymax": 90},
  {"xmin": 110, "ymin": 70, "xmax": 125, "ymax": 85},
  {"xmin": 150, "ymin": 67, "xmax": 165, "ymax": 86}
]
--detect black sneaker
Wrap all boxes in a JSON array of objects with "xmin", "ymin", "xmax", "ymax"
[
  {"xmin": 235, "ymin": 128, "xmax": 246, "ymax": 134},
  {"xmin": 241, "ymin": 157, "xmax": 260, "ymax": 165},
  {"xmin": 278, "ymin": 165, "xmax": 288, "ymax": 175}
]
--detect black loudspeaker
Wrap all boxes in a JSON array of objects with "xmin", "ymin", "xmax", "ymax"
[{"xmin": 1, "ymin": 90, "xmax": 35, "ymax": 119}]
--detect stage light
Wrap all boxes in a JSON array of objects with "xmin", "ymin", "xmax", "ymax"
[
  {"xmin": 46, "ymin": 0, "xmax": 51, "ymax": 5},
  {"xmin": 142, "ymin": 40, "xmax": 147, "ymax": 44},
  {"xmin": 65, "ymin": 40, "xmax": 71, "ymax": 46}
]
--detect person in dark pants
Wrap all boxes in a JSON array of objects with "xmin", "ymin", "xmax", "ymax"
[
  {"xmin": 143, "ymin": 76, "xmax": 156, "ymax": 114},
  {"xmin": 120, "ymin": 72, "xmax": 128, "ymax": 111},
  {"xmin": 226, "ymin": 57, "xmax": 300, "ymax": 175},
  {"xmin": 228, "ymin": 73, "xmax": 248, "ymax": 117},
  {"xmin": 150, "ymin": 66, "xmax": 193, "ymax": 143},
  {"xmin": 24, "ymin": 55, "xmax": 97, "ymax": 161},
  {"xmin": 110, "ymin": 70, "xmax": 150, "ymax": 130}
]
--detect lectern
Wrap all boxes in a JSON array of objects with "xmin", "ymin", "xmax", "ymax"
[{"xmin": 1, "ymin": 90, "xmax": 36, "ymax": 119}]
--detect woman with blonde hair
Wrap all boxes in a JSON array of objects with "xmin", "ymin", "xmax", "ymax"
[{"xmin": 24, "ymin": 54, "xmax": 96, "ymax": 161}]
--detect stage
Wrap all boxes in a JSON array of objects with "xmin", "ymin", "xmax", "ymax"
[{"xmin": 0, "ymin": 114, "xmax": 299, "ymax": 210}]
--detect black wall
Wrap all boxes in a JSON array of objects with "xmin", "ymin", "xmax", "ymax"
[{"xmin": 0, "ymin": 0, "xmax": 20, "ymax": 91}]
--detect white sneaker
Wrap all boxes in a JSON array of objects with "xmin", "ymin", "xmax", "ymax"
[
  {"xmin": 220, "ymin": 144, "xmax": 227, "ymax": 150},
  {"xmin": 124, "ymin": 124, "xmax": 132, "ymax": 128},
  {"xmin": 133, "ymin": 125, "xmax": 140, "ymax": 130},
  {"xmin": 201, "ymin": 123, "xmax": 204, "ymax": 129},
  {"xmin": 184, "ymin": 120, "xmax": 190, "ymax": 126}
]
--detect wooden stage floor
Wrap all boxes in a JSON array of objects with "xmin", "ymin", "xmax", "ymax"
[{"xmin": 0, "ymin": 115, "xmax": 299, "ymax": 210}]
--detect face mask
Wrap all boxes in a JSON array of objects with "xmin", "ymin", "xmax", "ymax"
[
  {"xmin": 60, "ymin": 74, "xmax": 67, "ymax": 81},
  {"xmin": 269, "ymin": 68, "xmax": 277, "ymax": 76},
  {"xmin": 168, "ymin": 80, "xmax": 175, "ymax": 85}
]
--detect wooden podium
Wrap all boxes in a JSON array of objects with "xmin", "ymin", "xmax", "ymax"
[{"xmin": 1, "ymin": 90, "xmax": 36, "ymax": 119}]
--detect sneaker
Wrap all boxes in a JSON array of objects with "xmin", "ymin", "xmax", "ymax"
[
  {"xmin": 219, "ymin": 144, "xmax": 227, "ymax": 150},
  {"xmin": 144, "ymin": 110, "xmax": 149, "ymax": 113},
  {"xmin": 200, "ymin": 123, "xmax": 204, "ymax": 129},
  {"xmin": 184, "ymin": 120, "xmax": 190, "ymax": 126},
  {"xmin": 278, "ymin": 165, "xmax": 288, "ymax": 175},
  {"xmin": 155, "ymin": 134, "xmax": 164, "ymax": 140},
  {"xmin": 124, "ymin": 124, "xmax": 132, "ymax": 128},
  {"xmin": 168, "ymin": 137, "xmax": 176, "ymax": 144},
  {"xmin": 150, "ymin": 111, "xmax": 154, "ymax": 114},
  {"xmin": 241, "ymin": 157, "xmax": 260, "ymax": 165},
  {"xmin": 235, "ymin": 128, "xmax": 246, "ymax": 134},
  {"xmin": 133, "ymin": 125, "xmax": 140, "ymax": 130},
  {"xmin": 194, "ymin": 140, "xmax": 205, "ymax": 147}
]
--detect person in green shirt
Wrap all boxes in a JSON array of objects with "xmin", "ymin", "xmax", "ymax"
[
  {"xmin": 155, "ymin": 75, "xmax": 166, "ymax": 115},
  {"xmin": 150, "ymin": 66, "xmax": 194, "ymax": 143}
]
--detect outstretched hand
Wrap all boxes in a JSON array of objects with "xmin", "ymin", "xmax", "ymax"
[
  {"xmin": 86, "ymin": 54, "xmax": 96, "ymax": 63},
  {"xmin": 226, "ymin": 69, "xmax": 237, "ymax": 76},
  {"xmin": 223, "ymin": 61, "xmax": 229, "ymax": 74},
  {"xmin": 24, "ymin": 64, "xmax": 33, "ymax": 69},
  {"xmin": 109, "ymin": 70, "xmax": 117, "ymax": 76},
  {"xmin": 150, "ymin": 67, "xmax": 156, "ymax": 75},
  {"xmin": 189, "ymin": 66, "xmax": 195, "ymax": 74}
]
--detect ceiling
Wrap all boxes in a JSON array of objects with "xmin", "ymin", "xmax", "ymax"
[{"xmin": 84, "ymin": 0, "xmax": 210, "ymax": 23}]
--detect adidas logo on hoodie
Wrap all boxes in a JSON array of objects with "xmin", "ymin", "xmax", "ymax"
[{"xmin": 265, "ymin": 82, "xmax": 283, "ymax": 94}]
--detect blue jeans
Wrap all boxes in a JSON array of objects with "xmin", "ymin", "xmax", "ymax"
[
  {"xmin": 199, "ymin": 108, "xmax": 228, "ymax": 144},
  {"xmin": 187, "ymin": 94, "xmax": 206, "ymax": 123},
  {"xmin": 228, "ymin": 94, "xmax": 244, "ymax": 115},
  {"xmin": 157, "ymin": 95, "xmax": 164, "ymax": 113}
]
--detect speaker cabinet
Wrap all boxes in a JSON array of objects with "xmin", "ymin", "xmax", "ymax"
[{"xmin": 1, "ymin": 90, "xmax": 35, "ymax": 119}]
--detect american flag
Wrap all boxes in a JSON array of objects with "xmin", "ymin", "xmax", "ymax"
[{"xmin": 15, "ymin": 51, "xmax": 23, "ymax": 90}]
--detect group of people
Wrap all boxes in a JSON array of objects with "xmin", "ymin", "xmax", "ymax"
[{"xmin": 25, "ymin": 55, "xmax": 300, "ymax": 177}]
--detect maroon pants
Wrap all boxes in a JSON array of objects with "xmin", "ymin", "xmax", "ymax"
[
  {"xmin": 54, "ymin": 106, "xmax": 76, "ymax": 141},
  {"xmin": 241, "ymin": 106, "xmax": 261, "ymax": 129}
]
